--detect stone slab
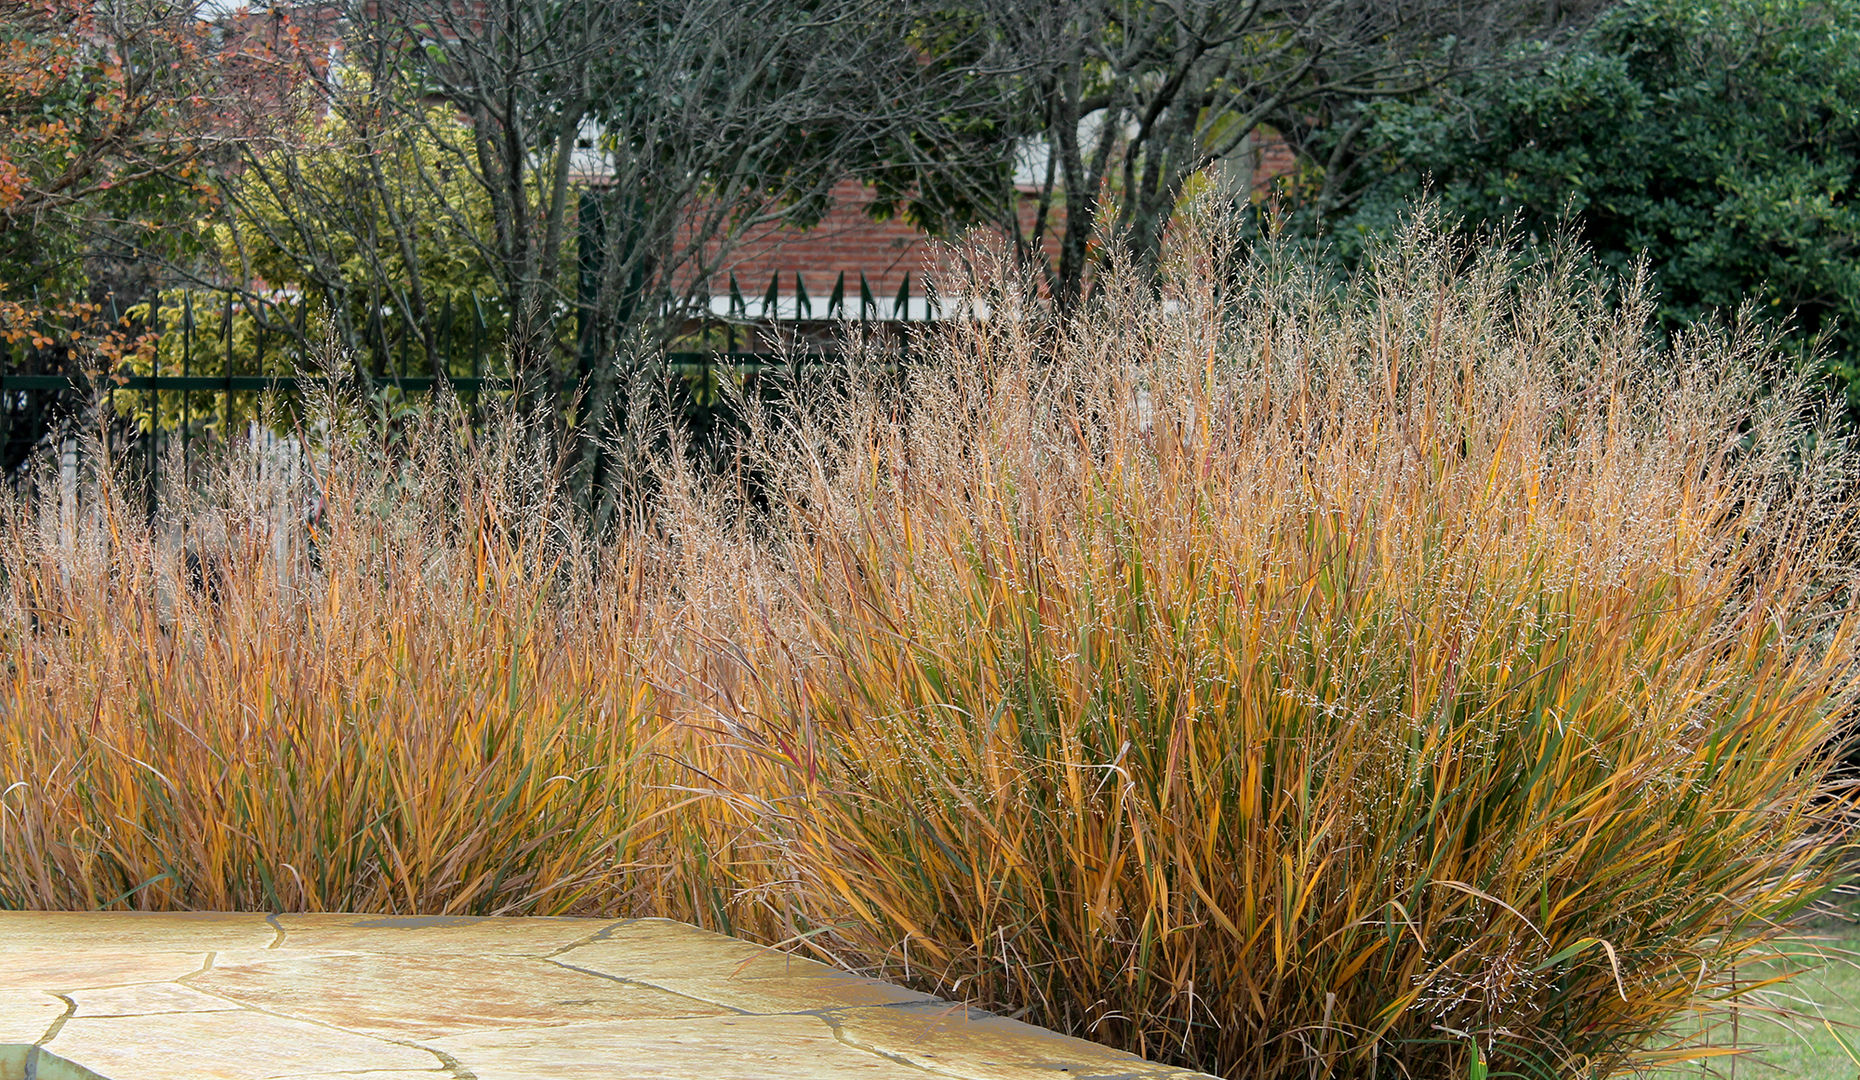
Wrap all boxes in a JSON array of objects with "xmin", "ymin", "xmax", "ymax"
[
  {"xmin": 44, "ymin": 1011, "xmax": 443, "ymax": 1080},
  {"xmin": 554, "ymin": 918, "xmax": 939, "ymax": 1014},
  {"xmin": 0, "ymin": 912, "xmax": 276, "ymax": 955},
  {"xmin": 429, "ymin": 1014, "xmax": 930, "ymax": 1080},
  {"xmin": 826, "ymin": 1002, "xmax": 1196, "ymax": 1080},
  {"xmin": 67, "ymin": 984, "xmax": 240, "ymax": 1018},
  {"xmin": 189, "ymin": 951, "xmax": 731, "ymax": 1039},
  {"xmin": 0, "ymin": 912, "xmax": 1217, "ymax": 1080},
  {"xmin": 0, "ymin": 990, "xmax": 66, "ymax": 1054}
]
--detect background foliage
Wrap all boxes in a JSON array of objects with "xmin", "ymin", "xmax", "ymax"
[{"xmin": 1300, "ymin": 0, "xmax": 1860, "ymax": 409}]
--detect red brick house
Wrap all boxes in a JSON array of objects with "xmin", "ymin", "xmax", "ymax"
[{"xmin": 700, "ymin": 136, "xmax": 1298, "ymax": 346}]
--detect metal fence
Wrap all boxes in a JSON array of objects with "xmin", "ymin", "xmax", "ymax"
[{"xmin": 0, "ymin": 274, "xmax": 931, "ymax": 502}]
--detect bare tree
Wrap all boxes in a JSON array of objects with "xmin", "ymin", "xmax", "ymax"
[
  {"xmin": 197, "ymin": 0, "xmax": 1577, "ymax": 457},
  {"xmin": 195, "ymin": 0, "xmax": 1013, "ymax": 514},
  {"xmin": 945, "ymin": 0, "xmax": 1570, "ymax": 311},
  {"xmin": 210, "ymin": 0, "xmax": 999, "ymax": 378}
]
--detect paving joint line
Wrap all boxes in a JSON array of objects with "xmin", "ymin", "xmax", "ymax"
[
  {"xmin": 31, "ymin": 993, "xmax": 75, "ymax": 1048},
  {"xmin": 540, "ymin": 956, "xmax": 757, "ymax": 1015},
  {"xmin": 815, "ymin": 1010, "xmax": 956, "ymax": 1077},
  {"xmin": 539, "ymin": 917, "xmax": 636, "ymax": 958}
]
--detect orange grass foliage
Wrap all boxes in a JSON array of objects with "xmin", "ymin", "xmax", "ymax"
[
  {"xmin": 0, "ymin": 402, "xmax": 685, "ymax": 915},
  {"xmin": 1, "ymin": 213, "xmax": 1856, "ymax": 1079}
]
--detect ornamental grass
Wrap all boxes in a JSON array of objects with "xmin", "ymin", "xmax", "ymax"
[{"xmin": 2, "ymin": 211, "xmax": 1855, "ymax": 1078}]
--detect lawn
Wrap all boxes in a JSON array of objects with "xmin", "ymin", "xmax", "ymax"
[{"xmin": 1658, "ymin": 928, "xmax": 1860, "ymax": 1079}]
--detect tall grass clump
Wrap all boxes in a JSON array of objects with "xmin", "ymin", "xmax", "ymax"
[
  {"xmin": 0, "ymin": 399, "xmax": 683, "ymax": 915},
  {"xmin": 691, "ymin": 214, "xmax": 1860, "ymax": 1078},
  {"xmin": 1, "ymin": 208, "xmax": 1855, "ymax": 1078}
]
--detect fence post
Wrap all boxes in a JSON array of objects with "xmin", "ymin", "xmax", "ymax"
[
  {"xmin": 182, "ymin": 291, "xmax": 193, "ymax": 479},
  {"xmin": 223, "ymin": 291, "xmax": 235, "ymax": 406},
  {"xmin": 148, "ymin": 301, "xmax": 158, "ymax": 518},
  {"xmin": 294, "ymin": 297, "xmax": 308, "ymax": 374},
  {"xmin": 1, "ymin": 336, "xmax": 10, "ymax": 480},
  {"xmin": 471, "ymin": 294, "xmax": 484, "ymax": 389},
  {"xmin": 728, "ymin": 273, "xmax": 746, "ymax": 354},
  {"xmin": 439, "ymin": 297, "xmax": 454, "ymax": 380},
  {"xmin": 104, "ymin": 295, "xmax": 120, "ymax": 460},
  {"xmin": 396, "ymin": 315, "xmax": 409, "ymax": 388},
  {"xmin": 895, "ymin": 272, "xmax": 912, "ymax": 359},
  {"xmin": 366, "ymin": 294, "xmax": 383, "ymax": 384}
]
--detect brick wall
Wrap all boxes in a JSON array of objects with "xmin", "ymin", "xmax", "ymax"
[
  {"xmin": 702, "ymin": 132, "xmax": 1299, "ymax": 316},
  {"xmin": 714, "ymin": 181, "xmax": 936, "ymax": 302}
]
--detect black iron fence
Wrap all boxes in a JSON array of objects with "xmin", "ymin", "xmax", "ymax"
[{"xmin": 0, "ymin": 276, "xmax": 932, "ymax": 500}]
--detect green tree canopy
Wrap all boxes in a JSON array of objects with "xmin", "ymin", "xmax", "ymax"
[{"xmin": 1302, "ymin": 0, "xmax": 1860, "ymax": 407}]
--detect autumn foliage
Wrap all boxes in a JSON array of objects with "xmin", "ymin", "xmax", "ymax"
[{"xmin": 0, "ymin": 1, "xmax": 316, "ymax": 320}]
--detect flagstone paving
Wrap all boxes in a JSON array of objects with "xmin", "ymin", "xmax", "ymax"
[{"xmin": 0, "ymin": 912, "xmax": 1214, "ymax": 1080}]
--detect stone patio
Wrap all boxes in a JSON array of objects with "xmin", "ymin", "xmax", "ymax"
[{"xmin": 0, "ymin": 912, "xmax": 1213, "ymax": 1080}]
